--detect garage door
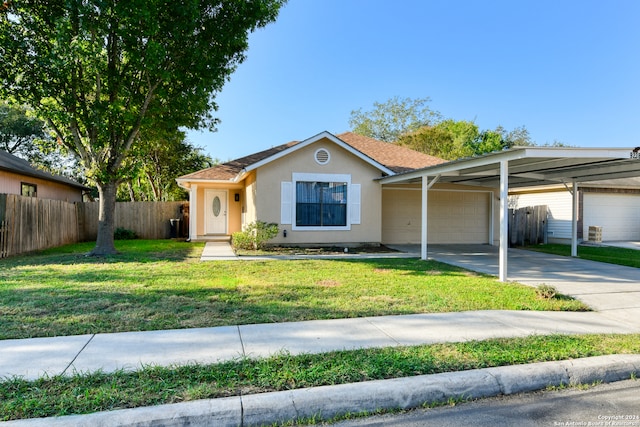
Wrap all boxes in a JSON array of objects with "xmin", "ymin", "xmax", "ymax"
[
  {"xmin": 382, "ymin": 189, "xmax": 490, "ymax": 244},
  {"xmin": 583, "ymin": 193, "xmax": 640, "ymax": 241}
]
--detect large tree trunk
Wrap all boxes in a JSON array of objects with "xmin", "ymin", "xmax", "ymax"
[{"xmin": 91, "ymin": 180, "xmax": 118, "ymax": 256}]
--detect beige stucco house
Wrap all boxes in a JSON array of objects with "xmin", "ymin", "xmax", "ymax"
[
  {"xmin": 176, "ymin": 131, "xmax": 501, "ymax": 246},
  {"xmin": 0, "ymin": 150, "xmax": 87, "ymax": 202}
]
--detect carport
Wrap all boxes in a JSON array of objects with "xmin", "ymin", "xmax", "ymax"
[{"xmin": 380, "ymin": 147, "xmax": 640, "ymax": 281}]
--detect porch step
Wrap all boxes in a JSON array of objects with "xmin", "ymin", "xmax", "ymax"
[{"xmin": 190, "ymin": 235, "xmax": 231, "ymax": 242}]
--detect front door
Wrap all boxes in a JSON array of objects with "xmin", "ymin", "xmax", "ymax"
[{"xmin": 205, "ymin": 190, "xmax": 228, "ymax": 235}]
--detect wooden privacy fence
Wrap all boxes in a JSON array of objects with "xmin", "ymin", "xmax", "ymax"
[
  {"xmin": 78, "ymin": 201, "xmax": 186, "ymax": 241},
  {"xmin": 0, "ymin": 194, "xmax": 81, "ymax": 257},
  {"xmin": 0, "ymin": 194, "xmax": 188, "ymax": 258},
  {"xmin": 509, "ymin": 205, "xmax": 548, "ymax": 246}
]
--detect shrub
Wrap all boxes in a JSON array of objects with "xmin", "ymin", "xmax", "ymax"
[
  {"xmin": 536, "ymin": 284, "xmax": 558, "ymax": 299},
  {"xmin": 232, "ymin": 221, "xmax": 279, "ymax": 250},
  {"xmin": 114, "ymin": 227, "xmax": 138, "ymax": 240}
]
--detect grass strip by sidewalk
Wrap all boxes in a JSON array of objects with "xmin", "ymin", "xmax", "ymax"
[
  {"xmin": 2, "ymin": 334, "xmax": 639, "ymax": 421},
  {"xmin": 524, "ymin": 244, "xmax": 640, "ymax": 268},
  {"xmin": 0, "ymin": 240, "xmax": 588, "ymax": 340}
]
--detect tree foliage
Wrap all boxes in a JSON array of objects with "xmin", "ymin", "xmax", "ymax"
[
  {"xmin": 120, "ymin": 128, "xmax": 215, "ymax": 202},
  {"xmin": 0, "ymin": 100, "xmax": 83, "ymax": 179},
  {"xmin": 349, "ymin": 96, "xmax": 442, "ymax": 142},
  {"xmin": 0, "ymin": 101, "xmax": 45, "ymax": 156},
  {"xmin": 351, "ymin": 97, "xmax": 544, "ymax": 160},
  {"xmin": 397, "ymin": 121, "xmax": 531, "ymax": 161},
  {"xmin": 0, "ymin": 0, "xmax": 285, "ymax": 255}
]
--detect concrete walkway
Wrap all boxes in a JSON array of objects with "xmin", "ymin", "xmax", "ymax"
[
  {"xmin": 2, "ymin": 244, "xmax": 639, "ymax": 426},
  {"xmin": 2, "ymin": 310, "xmax": 636, "ymax": 382},
  {"xmin": 421, "ymin": 244, "xmax": 640, "ymax": 329}
]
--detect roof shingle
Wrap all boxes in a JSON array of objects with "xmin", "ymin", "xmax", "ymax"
[
  {"xmin": 336, "ymin": 132, "xmax": 446, "ymax": 173},
  {"xmin": 178, "ymin": 132, "xmax": 445, "ymax": 181}
]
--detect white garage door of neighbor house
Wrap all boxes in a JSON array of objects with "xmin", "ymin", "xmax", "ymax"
[
  {"xmin": 583, "ymin": 193, "xmax": 640, "ymax": 241},
  {"xmin": 382, "ymin": 189, "xmax": 490, "ymax": 244}
]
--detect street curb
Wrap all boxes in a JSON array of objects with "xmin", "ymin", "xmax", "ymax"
[{"xmin": 3, "ymin": 354, "xmax": 639, "ymax": 427}]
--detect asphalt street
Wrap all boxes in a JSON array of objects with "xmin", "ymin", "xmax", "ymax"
[{"xmin": 328, "ymin": 379, "xmax": 640, "ymax": 427}]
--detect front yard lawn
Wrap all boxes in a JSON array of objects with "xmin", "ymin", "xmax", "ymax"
[
  {"xmin": 0, "ymin": 240, "xmax": 588, "ymax": 340},
  {"xmin": 525, "ymin": 244, "xmax": 640, "ymax": 268}
]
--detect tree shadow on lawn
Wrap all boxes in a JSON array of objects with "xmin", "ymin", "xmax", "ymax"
[
  {"xmin": 0, "ymin": 284, "xmax": 422, "ymax": 340},
  {"xmin": 0, "ymin": 257, "xmax": 588, "ymax": 340},
  {"xmin": 2, "ymin": 240, "xmax": 201, "ymax": 267}
]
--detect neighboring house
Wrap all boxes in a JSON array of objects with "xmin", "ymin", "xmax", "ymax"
[
  {"xmin": 177, "ymin": 131, "xmax": 502, "ymax": 246},
  {"xmin": 0, "ymin": 150, "xmax": 87, "ymax": 202},
  {"xmin": 510, "ymin": 178, "xmax": 640, "ymax": 243}
]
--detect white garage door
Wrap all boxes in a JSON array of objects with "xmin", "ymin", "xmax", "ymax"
[
  {"xmin": 382, "ymin": 189, "xmax": 490, "ymax": 244},
  {"xmin": 583, "ymin": 193, "xmax": 640, "ymax": 241}
]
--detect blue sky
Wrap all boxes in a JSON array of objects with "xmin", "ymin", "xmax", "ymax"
[{"xmin": 187, "ymin": 0, "xmax": 640, "ymax": 161}]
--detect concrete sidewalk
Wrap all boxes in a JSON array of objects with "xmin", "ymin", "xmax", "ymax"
[{"xmin": 1, "ymin": 310, "xmax": 637, "ymax": 381}]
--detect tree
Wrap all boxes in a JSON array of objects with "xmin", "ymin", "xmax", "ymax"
[
  {"xmin": 0, "ymin": 0, "xmax": 285, "ymax": 255},
  {"xmin": 349, "ymin": 96, "xmax": 442, "ymax": 142},
  {"xmin": 0, "ymin": 101, "xmax": 46, "ymax": 156},
  {"xmin": 120, "ymin": 128, "xmax": 215, "ymax": 202},
  {"xmin": 397, "ymin": 120, "xmax": 479, "ymax": 160},
  {"xmin": 0, "ymin": 100, "xmax": 83, "ymax": 179},
  {"xmin": 399, "ymin": 121, "xmax": 540, "ymax": 160},
  {"xmin": 496, "ymin": 125, "xmax": 535, "ymax": 148}
]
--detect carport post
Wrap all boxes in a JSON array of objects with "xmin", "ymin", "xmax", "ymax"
[
  {"xmin": 499, "ymin": 160, "xmax": 508, "ymax": 282},
  {"xmin": 421, "ymin": 175, "xmax": 428, "ymax": 260},
  {"xmin": 571, "ymin": 180, "xmax": 578, "ymax": 257},
  {"xmin": 420, "ymin": 175, "xmax": 440, "ymax": 260}
]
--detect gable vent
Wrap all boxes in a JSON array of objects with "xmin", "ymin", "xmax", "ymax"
[{"xmin": 314, "ymin": 148, "xmax": 330, "ymax": 165}]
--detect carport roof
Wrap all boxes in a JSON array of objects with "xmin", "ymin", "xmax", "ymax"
[{"xmin": 379, "ymin": 146, "xmax": 640, "ymax": 188}]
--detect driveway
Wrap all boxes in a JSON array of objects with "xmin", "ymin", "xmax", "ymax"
[{"xmin": 391, "ymin": 244, "xmax": 640, "ymax": 330}]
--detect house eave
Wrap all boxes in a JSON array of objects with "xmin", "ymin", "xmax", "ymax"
[
  {"xmin": 175, "ymin": 178, "xmax": 235, "ymax": 189},
  {"xmin": 243, "ymin": 131, "xmax": 396, "ymax": 177}
]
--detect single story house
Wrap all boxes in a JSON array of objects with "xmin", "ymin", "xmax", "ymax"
[
  {"xmin": 0, "ymin": 150, "xmax": 88, "ymax": 202},
  {"xmin": 176, "ymin": 131, "xmax": 502, "ymax": 246},
  {"xmin": 510, "ymin": 177, "xmax": 640, "ymax": 243}
]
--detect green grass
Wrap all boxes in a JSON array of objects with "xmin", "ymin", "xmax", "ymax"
[
  {"xmin": 525, "ymin": 244, "xmax": 640, "ymax": 268},
  {"xmin": 0, "ymin": 240, "xmax": 588, "ymax": 340},
  {"xmin": 1, "ymin": 334, "xmax": 639, "ymax": 421}
]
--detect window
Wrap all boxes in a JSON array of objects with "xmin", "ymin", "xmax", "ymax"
[
  {"xmin": 281, "ymin": 173, "xmax": 360, "ymax": 230},
  {"xmin": 296, "ymin": 181, "xmax": 347, "ymax": 226},
  {"xmin": 21, "ymin": 182, "xmax": 37, "ymax": 197}
]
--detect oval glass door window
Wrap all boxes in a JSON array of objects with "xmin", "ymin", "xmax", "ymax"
[{"xmin": 212, "ymin": 196, "xmax": 221, "ymax": 217}]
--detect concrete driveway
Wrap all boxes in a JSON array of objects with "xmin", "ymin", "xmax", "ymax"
[{"xmin": 391, "ymin": 244, "xmax": 640, "ymax": 330}]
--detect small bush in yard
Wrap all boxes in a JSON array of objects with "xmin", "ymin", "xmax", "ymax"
[
  {"xmin": 114, "ymin": 227, "xmax": 138, "ymax": 240},
  {"xmin": 232, "ymin": 221, "xmax": 279, "ymax": 250},
  {"xmin": 536, "ymin": 284, "xmax": 558, "ymax": 299}
]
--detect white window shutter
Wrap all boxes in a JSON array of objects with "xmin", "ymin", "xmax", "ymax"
[
  {"xmin": 281, "ymin": 181, "xmax": 292, "ymax": 224},
  {"xmin": 350, "ymin": 184, "xmax": 361, "ymax": 224}
]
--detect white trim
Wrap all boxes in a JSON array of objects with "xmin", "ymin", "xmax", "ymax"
[
  {"xmin": 350, "ymin": 184, "xmax": 361, "ymax": 224},
  {"xmin": 281, "ymin": 181, "xmax": 293, "ymax": 225},
  {"xmin": 189, "ymin": 184, "xmax": 198, "ymax": 241},
  {"xmin": 245, "ymin": 131, "xmax": 395, "ymax": 176},
  {"xmin": 291, "ymin": 172, "xmax": 353, "ymax": 231}
]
